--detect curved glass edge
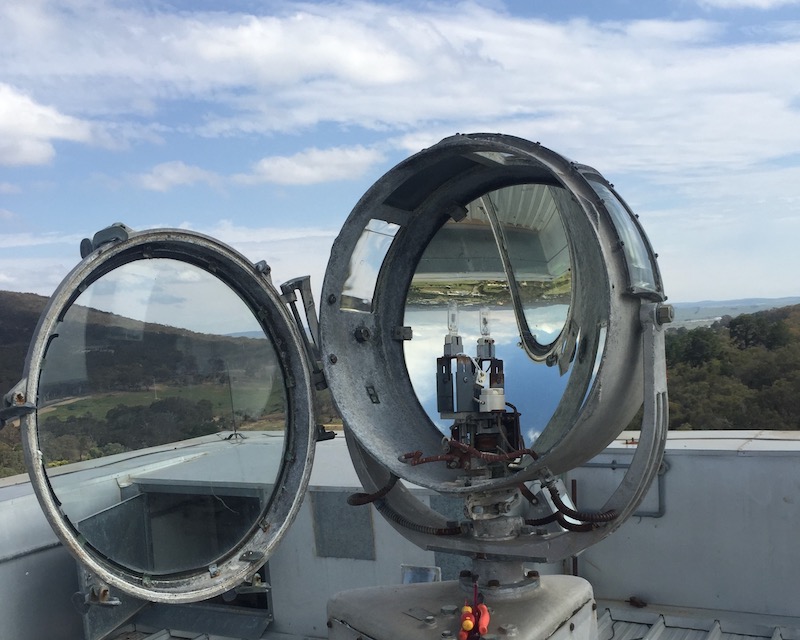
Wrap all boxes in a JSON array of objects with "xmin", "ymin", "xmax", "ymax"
[
  {"xmin": 18, "ymin": 228, "xmax": 317, "ymax": 602},
  {"xmin": 587, "ymin": 179, "xmax": 664, "ymax": 301},
  {"xmin": 340, "ymin": 219, "xmax": 401, "ymax": 312},
  {"xmin": 36, "ymin": 259, "xmax": 287, "ymax": 577}
]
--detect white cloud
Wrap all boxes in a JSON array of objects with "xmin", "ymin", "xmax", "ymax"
[
  {"xmin": 134, "ymin": 146, "xmax": 385, "ymax": 191},
  {"xmin": 1, "ymin": 1, "xmax": 800, "ymax": 302},
  {"xmin": 0, "ymin": 230, "xmax": 85, "ymax": 249},
  {"xmin": 136, "ymin": 161, "xmax": 221, "ymax": 191},
  {"xmin": 183, "ymin": 220, "xmax": 339, "ymax": 298},
  {"xmin": 0, "ymin": 182, "xmax": 21, "ymax": 194},
  {"xmin": 2, "ymin": 2, "xmax": 799, "ymax": 181},
  {"xmin": 0, "ymin": 209, "xmax": 15, "ymax": 220},
  {"xmin": 235, "ymin": 146, "xmax": 386, "ymax": 185},
  {"xmin": 0, "ymin": 83, "xmax": 94, "ymax": 165},
  {"xmin": 0, "ymin": 256, "xmax": 76, "ymax": 295},
  {"xmin": 697, "ymin": 0, "xmax": 800, "ymax": 8}
]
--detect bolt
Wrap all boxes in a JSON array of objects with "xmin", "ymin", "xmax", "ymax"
[
  {"xmin": 656, "ymin": 304, "xmax": 675, "ymax": 325},
  {"xmin": 570, "ymin": 623, "xmax": 575, "ymax": 632},
  {"xmin": 441, "ymin": 605, "xmax": 458, "ymax": 615},
  {"xmin": 488, "ymin": 579, "xmax": 500, "ymax": 588},
  {"xmin": 328, "ymin": 294, "xmax": 337, "ymax": 304},
  {"xmin": 327, "ymin": 620, "xmax": 333, "ymax": 629},
  {"xmin": 329, "ymin": 354, "xmax": 338, "ymax": 364},
  {"xmin": 526, "ymin": 570, "xmax": 539, "ymax": 579},
  {"xmin": 353, "ymin": 327, "xmax": 371, "ymax": 342},
  {"xmin": 442, "ymin": 632, "xmax": 454, "ymax": 638},
  {"xmin": 14, "ymin": 393, "xmax": 24, "ymax": 405},
  {"xmin": 425, "ymin": 615, "xmax": 436, "ymax": 625}
]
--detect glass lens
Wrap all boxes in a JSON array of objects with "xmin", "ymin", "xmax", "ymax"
[
  {"xmin": 403, "ymin": 183, "xmax": 573, "ymax": 447},
  {"xmin": 37, "ymin": 259, "xmax": 286, "ymax": 575},
  {"xmin": 588, "ymin": 180, "xmax": 659, "ymax": 295},
  {"xmin": 340, "ymin": 219, "xmax": 400, "ymax": 312}
]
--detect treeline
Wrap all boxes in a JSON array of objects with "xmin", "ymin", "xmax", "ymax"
[
  {"xmin": 40, "ymin": 396, "xmax": 220, "ymax": 467},
  {"xmin": 665, "ymin": 305, "xmax": 800, "ymax": 430}
]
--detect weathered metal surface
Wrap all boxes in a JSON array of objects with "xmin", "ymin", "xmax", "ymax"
[
  {"xmin": 327, "ymin": 576, "xmax": 597, "ymax": 640},
  {"xmin": 16, "ymin": 227, "xmax": 318, "ymax": 603}
]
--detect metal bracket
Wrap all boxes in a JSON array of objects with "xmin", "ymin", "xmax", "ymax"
[
  {"xmin": 0, "ymin": 380, "xmax": 33, "ymax": 429},
  {"xmin": 235, "ymin": 572, "xmax": 271, "ymax": 595},
  {"xmin": 280, "ymin": 276, "xmax": 328, "ymax": 391},
  {"xmin": 71, "ymin": 584, "xmax": 122, "ymax": 614},
  {"xmin": 80, "ymin": 223, "xmax": 134, "ymax": 258}
]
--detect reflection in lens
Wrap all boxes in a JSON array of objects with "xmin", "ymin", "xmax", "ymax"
[
  {"xmin": 403, "ymin": 183, "xmax": 573, "ymax": 447},
  {"xmin": 37, "ymin": 260, "xmax": 286, "ymax": 575},
  {"xmin": 341, "ymin": 219, "xmax": 400, "ymax": 312}
]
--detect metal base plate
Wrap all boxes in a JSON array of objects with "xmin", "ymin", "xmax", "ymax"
[{"xmin": 328, "ymin": 575, "xmax": 597, "ymax": 640}]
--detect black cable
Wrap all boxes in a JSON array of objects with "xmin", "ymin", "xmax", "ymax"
[
  {"xmin": 374, "ymin": 498, "xmax": 462, "ymax": 536},
  {"xmin": 547, "ymin": 485, "xmax": 617, "ymax": 523},
  {"xmin": 554, "ymin": 512, "xmax": 594, "ymax": 532},
  {"xmin": 347, "ymin": 474, "xmax": 399, "ymax": 506},
  {"xmin": 525, "ymin": 513, "xmax": 559, "ymax": 526}
]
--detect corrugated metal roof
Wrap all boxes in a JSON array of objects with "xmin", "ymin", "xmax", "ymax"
[
  {"xmin": 609, "ymin": 430, "xmax": 800, "ymax": 453},
  {"xmin": 598, "ymin": 602, "xmax": 800, "ymax": 640},
  {"xmin": 111, "ymin": 606, "xmax": 800, "ymax": 640},
  {"xmin": 463, "ymin": 183, "xmax": 561, "ymax": 232}
]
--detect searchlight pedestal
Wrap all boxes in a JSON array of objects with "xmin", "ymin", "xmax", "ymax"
[
  {"xmin": 4, "ymin": 133, "xmax": 671, "ymax": 640},
  {"xmin": 319, "ymin": 134, "xmax": 672, "ymax": 640}
]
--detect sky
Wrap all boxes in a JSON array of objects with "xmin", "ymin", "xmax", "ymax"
[{"xmin": 2, "ymin": 0, "xmax": 800, "ymax": 304}]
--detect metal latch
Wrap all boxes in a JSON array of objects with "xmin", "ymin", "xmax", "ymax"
[{"xmin": 0, "ymin": 382, "xmax": 34, "ymax": 430}]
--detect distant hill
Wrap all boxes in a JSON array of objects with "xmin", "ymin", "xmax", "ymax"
[
  {"xmin": 671, "ymin": 297, "xmax": 800, "ymax": 328},
  {"xmin": 0, "ymin": 289, "xmax": 341, "ymax": 478},
  {"xmin": 0, "ymin": 291, "xmax": 49, "ymax": 395},
  {"xmin": 1, "ymin": 289, "xmax": 799, "ymax": 470}
]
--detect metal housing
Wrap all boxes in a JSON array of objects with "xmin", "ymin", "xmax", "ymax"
[
  {"xmin": 17, "ymin": 228, "xmax": 317, "ymax": 603},
  {"xmin": 319, "ymin": 133, "xmax": 669, "ymax": 560}
]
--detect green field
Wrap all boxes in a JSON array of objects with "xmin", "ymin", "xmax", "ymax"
[{"xmin": 43, "ymin": 382, "xmax": 285, "ymax": 427}]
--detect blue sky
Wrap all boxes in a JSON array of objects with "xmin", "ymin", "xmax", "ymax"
[{"xmin": 1, "ymin": 0, "xmax": 800, "ymax": 302}]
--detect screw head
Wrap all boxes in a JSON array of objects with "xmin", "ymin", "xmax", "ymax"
[
  {"xmin": 656, "ymin": 304, "xmax": 675, "ymax": 325},
  {"xmin": 328, "ymin": 354, "xmax": 338, "ymax": 364}
]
